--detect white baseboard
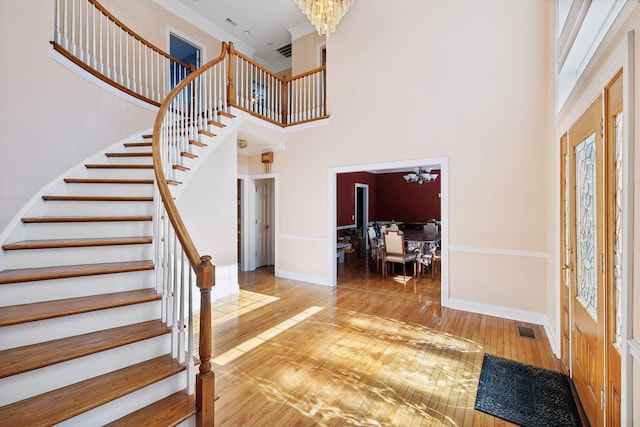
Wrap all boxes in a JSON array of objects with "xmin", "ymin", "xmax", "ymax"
[
  {"xmin": 211, "ymin": 264, "xmax": 240, "ymax": 300},
  {"xmin": 448, "ymin": 298, "xmax": 557, "ymax": 353}
]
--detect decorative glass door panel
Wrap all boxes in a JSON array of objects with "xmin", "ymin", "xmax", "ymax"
[{"xmin": 574, "ymin": 133, "xmax": 598, "ymax": 319}]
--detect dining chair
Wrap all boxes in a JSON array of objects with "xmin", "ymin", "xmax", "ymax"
[
  {"xmin": 367, "ymin": 227, "xmax": 383, "ymax": 272},
  {"xmin": 423, "ymin": 222, "xmax": 438, "ymax": 238},
  {"xmin": 382, "ymin": 230, "xmax": 417, "ymax": 283}
]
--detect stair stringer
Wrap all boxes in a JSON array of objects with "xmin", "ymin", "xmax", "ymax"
[{"xmin": 167, "ymin": 111, "xmax": 245, "ymax": 200}]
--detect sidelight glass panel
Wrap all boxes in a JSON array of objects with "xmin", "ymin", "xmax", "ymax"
[
  {"xmin": 613, "ymin": 112, "xmax": 623, "ymax": 350},
  {"xmin": 564, "ymin": 152, "xmax": 571, "ymax": 287},
  {"xmin": 575, "ymin": 133, "xmax": 597, "ymax": 318}
]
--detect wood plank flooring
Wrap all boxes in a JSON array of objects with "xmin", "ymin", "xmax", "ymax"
[{"xmin": 207, "ymin": 255, "xmax": 562, "ymax": 426}]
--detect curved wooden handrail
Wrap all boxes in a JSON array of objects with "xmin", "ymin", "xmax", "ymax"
[
  {"xmin": 228, "ymin": 43, "xmax": 285, "ymax": 83},
  {"xmin": 228, "ymin": 43, "xmax": 327, "ymax": 86},
  {"xmin": 285, "ymin": 64, "xmax": 327, "ymax": 82},
  {"xmin": 89, "ymin": 0, "xmax": 191, "ymax": 70},
  {"xmin": 151, "ymin": 43, "xmax": 229, "ymax": 272},
  {"xmin": 51, "ymin": 41, "xmax": 162, "ymax": 107}
]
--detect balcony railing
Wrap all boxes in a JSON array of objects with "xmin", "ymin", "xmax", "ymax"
[{"xmin": 53, "ymin": 0, "xmax": 328, "ymax": 125}]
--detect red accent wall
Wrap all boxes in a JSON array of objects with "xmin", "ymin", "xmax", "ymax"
[
  {"xmin": 336, "ymin": 170, "xmax": 440, "ymax": 227},
  {"xmin": 336, "ymin": 172, "xmax": 377, "ymax": 227},
  {"xmin": 374, "ymin": 171, "xmax": 441, "ymax": 222}
]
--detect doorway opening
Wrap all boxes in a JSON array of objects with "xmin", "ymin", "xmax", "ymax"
[
  {"xmin": 238, "ymin": 175, "xmax": 277, "ymax": 272},
  {"xmin": 169, "ymin": 33, "xmax": 201, "ymax": 87},
  {"xmin": 330, "ymin": 157, "xmax": 449, "ymax": 305}
]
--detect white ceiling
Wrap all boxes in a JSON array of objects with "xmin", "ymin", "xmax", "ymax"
[{"xmin": 153, "ymin": 0, "xmax": 317, "ymax": 72}]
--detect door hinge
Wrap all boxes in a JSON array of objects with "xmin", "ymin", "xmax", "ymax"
[
  {"xmin": 601, "ymin": 389, "xmax": 605, "ymax": 410},
  {"xmin": 601, "ymin": 253, "xmax": 605, "ymax": 274}
]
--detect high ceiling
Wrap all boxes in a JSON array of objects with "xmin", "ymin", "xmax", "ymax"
[{"xmin": 153, "ymin": 0, "xmax": 317, "ymax": 72}]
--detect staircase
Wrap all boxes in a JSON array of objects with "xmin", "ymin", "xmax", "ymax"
[{"xmin": 0, "ymin": 134, "xmax": 201, "ymax": 426}]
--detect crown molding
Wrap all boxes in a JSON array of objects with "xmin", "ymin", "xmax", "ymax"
[{"xmin": 288, "ymin": 21, "xmax": 316, "ymax": 40}]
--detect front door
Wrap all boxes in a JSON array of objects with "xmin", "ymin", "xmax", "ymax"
[
  {"xmin": 604, "ymin": 70, "xmax": 623, "ymax": 427},
  {"xmin": 567, "ymin": 96, "xmax": 605, "ymax": 426}
]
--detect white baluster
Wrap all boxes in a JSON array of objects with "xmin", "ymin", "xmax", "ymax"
[
  {"xmin": 70, "ymin": 0, "xmax": 77, "ymax": 55},
  {"xmin": 54, "ymin": 0, "xmax": 62, "ymax": 45},
  {"xmin": 178, "ymin": 250, "xmax": 186, "ymax": 364},
  {"xmin": 186, "ymin": 268, "xmax": 195, "ymax": 395}
]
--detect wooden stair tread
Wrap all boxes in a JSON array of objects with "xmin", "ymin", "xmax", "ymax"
[
  {"xmin": 217, "ymin": 111, "xmax": 235, "ymax": 118},
  {"xmin": 0, "ymin": 289, "xmax": 161, "ymax": 327},
  {"xmin": 141, "ymin": 134, "xmax": 152, "ymax": 139},
  {"xmin": 64, "ymin": 178, "xmax": 153, "ymax": 184},
  {"xmin": 0, "ymin": 319, "xmax": 169, "ymax": 379},
  {"xmin": 123, "ymin": 142, "xmax": 152, "ymax": 147},
  {"xmin": 207, "ymin": 119, "xmax": 226, "ymax": 128},
  {"xmin": 106, "ymin": 152, "xmax": 152, "ymax": 157},
  {"xmin": 173, "ymin": 164, "xmax": 189, "ymax": 172},
  {"xmin": 105, "ymin": 391, "xmax": 196, "ymax": 427},
  {"xmin": 198, "ymin": 129, "xmax": 215, "ymax": 137},
  {"xmin": 189, "ymin": 139, "xmax": 207, "ymax": 148},
  {"xmin": 85, "ymin": 164, "xmax": 153, "ymax": 169},
  {"xmin": 0, "ymin": 355, "xmax": 185, "ymax": 426},
  {"xmin": 42, "ymin": 195, "xmax": 153, "ymax": 202},
  {"xmin": 3, "ymin": 236, "xmax": 152, "ymax": 250},
  {"xmin": 180, "ymin": 151, "xmax": 198, "ymax": 159},
  {"xmin": 0, "ymin": 260, "xmax": 154, "ymax": 285},
  {"xmin": 21, "ymin": 216, "xmax": 152, "ymax": 223}
]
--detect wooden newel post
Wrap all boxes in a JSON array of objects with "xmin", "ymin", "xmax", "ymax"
[
  {"xmin": 196, "ymin": 255, "xmax": 215, "ymax": 427},
  {"xmin": 227, "ymin": 43, "xmax": 235, "ymax": 106}
]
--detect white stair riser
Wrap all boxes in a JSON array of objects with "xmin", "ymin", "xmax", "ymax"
[
  {"xmin": 4, "ymin": 244, "xmax": 153, "ymax": 270},
  {"xmin": 0, "ymin": 334, "xmax": 172, "ymax": 406},
  {"xmin": 23, "ymin": 221, "xmax": 153, "ymax": 240},
  {"xmin": 102, "ymin": 156, "xmax": 153, "ymax": 165},
  {"xmin": 0, "ymin": 270, "xmax": 155, "ymax": 307},
  {"xmin": 0, "ymin": 300, "xmax": 162, "ymax": 350},
  {"xmin": 58, "ymin": 371, "xmax": 189, "ymax": 427},
  {"xmin": 122, "ymin": 144, "xmax": 152, "ymax": 153},
  {"xmin": 63, "ymin": 183, "xmax": 155, "ymax": 197},
  {"xmin": 85, "ymin": 168, "xmax": 154, "ymax": 180},
  {"xmin": 43, "ymin": 200, "xmax": 154, "ymax": 216}
]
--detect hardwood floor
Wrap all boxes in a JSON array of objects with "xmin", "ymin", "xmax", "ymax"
[{"xmin": 208, "ymin": 255, "xmax": 562, "ymax": 426}]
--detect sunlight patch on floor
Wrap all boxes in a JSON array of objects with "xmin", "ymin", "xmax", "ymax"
[
  {"xmin": 212, "ymin": 305, "xmax": 324, "ymax": 366},
  {"xmin": 233, "ymin": 308, "xmax": 484, "ymax": 426},
  {"xmin": 211, "ymin": 289, "xmax": 279, "ymax": 326}
]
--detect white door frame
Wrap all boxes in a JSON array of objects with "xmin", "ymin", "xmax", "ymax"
[
  {"xmin": 328, "ymin": 156, "xmax": 449, "ymax": 307},
  {"xmin": 355, "ymin": 183, "xmax": 369, "ymax": 248}
]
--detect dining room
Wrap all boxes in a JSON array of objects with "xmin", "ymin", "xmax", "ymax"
[{"xmin": 335, "ymin": 162, "xmax": 444, "ymax": 286}]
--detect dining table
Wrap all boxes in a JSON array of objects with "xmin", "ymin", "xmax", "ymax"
[{"xmin": 402, "ymin": 229, "xmax": 440, "ymax": 258}]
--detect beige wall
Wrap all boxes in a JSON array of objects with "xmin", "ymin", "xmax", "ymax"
[
  {"xmin": 277, "ymin": 0, "xmax": 553, "ymax": 317},
  {"xmin": 292, "ymin": 31, "xmax": 325, "ymax": 75}
]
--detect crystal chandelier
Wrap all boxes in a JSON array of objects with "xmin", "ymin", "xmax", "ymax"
[
  {"xmin": 403, "ymin": 168, "xmax": 438, "ymax": 186},
  {"xmin": 294, "ymin": 0, "xmax": 354, "ymax": 36}
]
